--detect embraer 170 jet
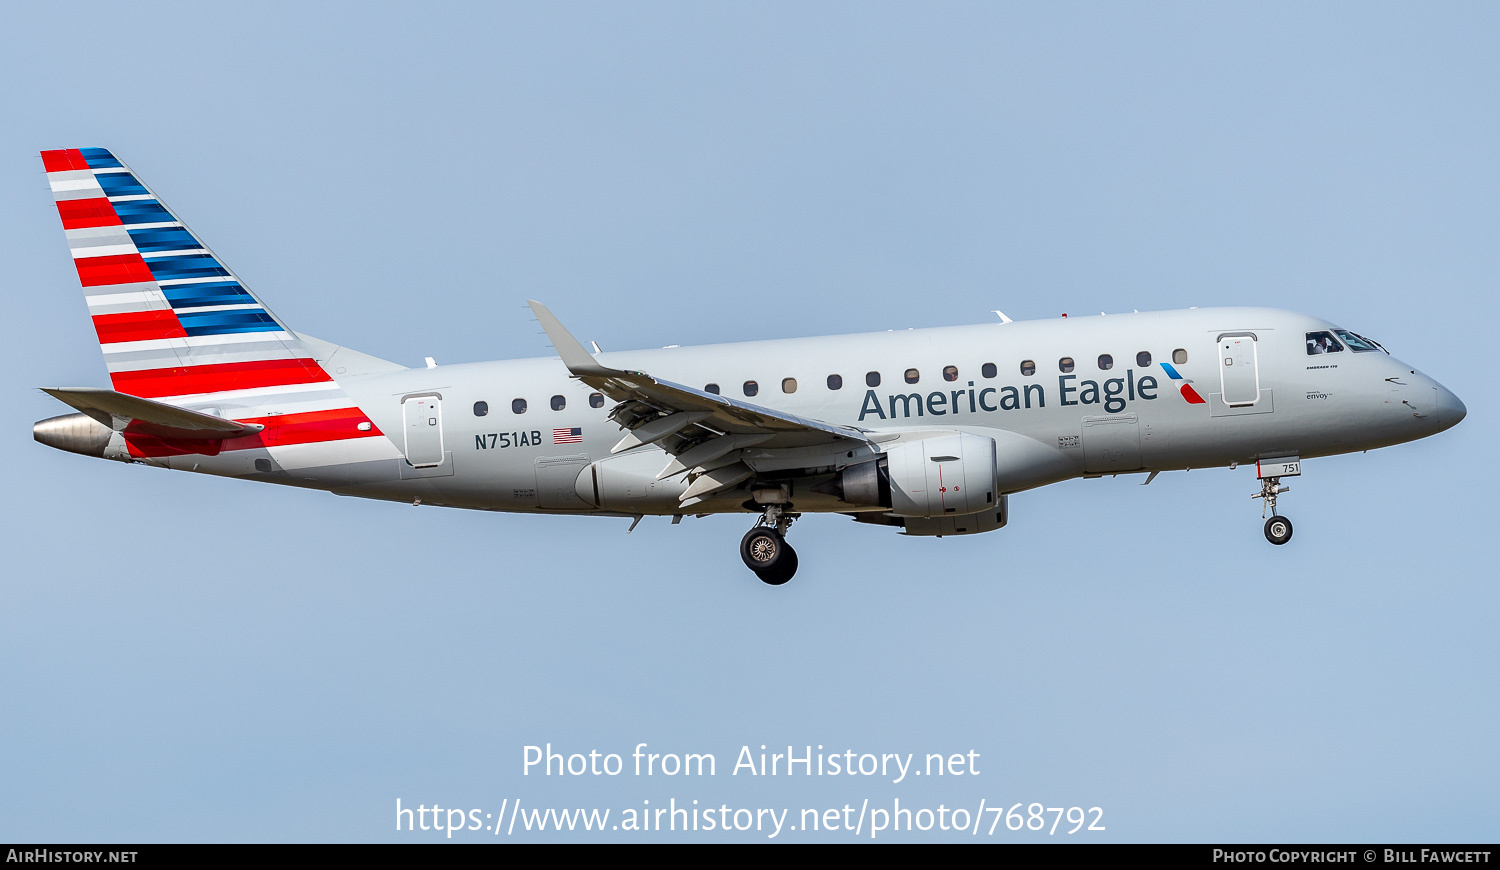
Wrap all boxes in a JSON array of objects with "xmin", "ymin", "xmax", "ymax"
[{"xmin": 33, "ymin": 148, "xmax": 1467, "ymax": 584}]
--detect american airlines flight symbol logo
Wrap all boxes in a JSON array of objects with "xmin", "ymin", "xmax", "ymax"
[{"xmin": 1159, "ymin": 362, "xmax": 1206, "ymax": 404}]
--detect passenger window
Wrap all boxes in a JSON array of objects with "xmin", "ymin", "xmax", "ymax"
[
  {"xmin": 1098, "ymin": 354, "xmax": 1113, "ymax": 371},
  {"xmin": 1305, "ymin": 332, "xmax": 1344, "ymax": 355},
  {"xmin": 589, "ymin": 392, "xmax": 604, "ymax": 408},
  {"xmin": 1059, "ymin": 357, "xmax": 1074, "ymax": 374},
  {"xmin": 550, "ymin": 395, "xmax": 566, "ymax": 411},
  {"xmin": 827, "ymin": 374, "xmax": 843, "ymax": 390},
  {"xmin": 512, "ymin": 398, "xmax": 527, "ymax": 414},
  {"xmin": 866, "ymin": 371, "xmax": 881, "ymax": 388},
  {"xmin": 1136, "ymin": 351, "xmax": 1152, "ymax": 367},
  {"xmin": 1020, "ymin": 360, "xmax": 1036, "ymax": 376},
  {"xmin": 743, "ymin": 380, "xmax": 759, "ymax": 397},
  {"xmin": 782, "ymin": 377, "xmax": 798, "ymax": 394},
  {"xmin": 942, "ymin": 365, "xmax": 959, "ymax": 382},
  {"xmin": 1173, "ymin": 349, "xmax": 1188, "ymax": 365},
  {"xmin": 904, "ymin": 368, "xmax": 920, "ymax": 384},
  {"xmin": 981, "ymin": 362, "xmax": 997, "ymax": 379},
  {"xmin": 473, "ymin": 401, "xmax": 489, "ymax": 417},
  {"xmin": 704, "ymin": 383, "xmax": 720, "ymax": 395}
]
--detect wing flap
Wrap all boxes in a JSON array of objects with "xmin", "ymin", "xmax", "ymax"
[
  {"xmin": 612, "ymin": 411, "xmax": 712, "ymax": 454},
  {"xmin": 657, "ymin": 434, "xmax": 772, "ymax": 480},
  {"xmin": 679, "ymin": 462, "xmax": 755, "ymax": 502}
]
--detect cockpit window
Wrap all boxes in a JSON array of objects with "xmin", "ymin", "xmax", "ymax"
[
  {"xmin": 1306, "ymin": 331, "xmax": 1344, "ymax": 355},
  {"xmin": 1335, "ymin": 329, "xmax": 1387, "ymax": 353}
]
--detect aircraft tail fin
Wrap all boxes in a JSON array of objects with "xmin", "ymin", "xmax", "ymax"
[
  {"xmin": 41, "ymin": 147, "xmax": 338, "ymax": 404},
  {"xmin": 39, "ymin": 148, "xmax": 398, "ymax": 461}
]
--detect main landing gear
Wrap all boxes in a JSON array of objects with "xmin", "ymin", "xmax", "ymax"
[
  {"xmin": 741, "ymin": 505, "xmax": 799, "ymax": 585},
  {"xmin": 1253, "ymin": 476, "xmax": 1294, "ymax": 545}
]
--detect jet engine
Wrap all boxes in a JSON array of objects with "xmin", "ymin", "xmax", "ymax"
[{"xmin": 819, "ymin": 432, "xmax": 999, "ymax": 518}]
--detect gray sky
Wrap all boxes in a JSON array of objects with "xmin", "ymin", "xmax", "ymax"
[{"xmin": 2, "ymin": 1, "xmax": 1495, "ymax": 842}]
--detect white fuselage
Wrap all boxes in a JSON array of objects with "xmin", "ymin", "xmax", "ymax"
[{"xmin": 133, "ymin": 307, "xmax": 1463, "ymax": 518}]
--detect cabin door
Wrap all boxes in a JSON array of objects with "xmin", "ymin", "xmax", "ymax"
[
  {"xmin": 1218, "ymin": 333, "xmax": 1261, "ymax": 407},
  {"xmin": 402, "ymin": 395, "xmax": 445, "ymax": 467}
]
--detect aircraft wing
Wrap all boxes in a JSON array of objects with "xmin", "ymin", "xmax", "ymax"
[{"xmin": 529, "ymin": 301, "xmax": 872, "ymax": 505}]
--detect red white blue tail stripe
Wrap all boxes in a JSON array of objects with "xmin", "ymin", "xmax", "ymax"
[{"xmin": 41, "ymin": 148, "xmax": 398, "ymax": 465}]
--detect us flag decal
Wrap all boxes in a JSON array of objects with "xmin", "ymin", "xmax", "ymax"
[{"xmin": 552, "ymin": 427, "xmax": 583, "ymax": 445}]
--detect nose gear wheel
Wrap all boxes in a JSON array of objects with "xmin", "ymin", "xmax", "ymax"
[
  {"xmin": 1264, "ymin": 515, "xmax": 1294, "ymax": 545},
  {"xmin": 1253, "ymin": 476, "xmax": 1294, "ymax": 545}
]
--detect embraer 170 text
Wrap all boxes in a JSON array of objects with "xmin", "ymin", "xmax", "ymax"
[{"xmin": 34, "ymin": 149, "xmax": 1466, "ymax": 584}]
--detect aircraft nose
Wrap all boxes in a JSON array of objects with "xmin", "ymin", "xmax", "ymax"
[{"xmin": 1433, "ymin": 382, "xmax": 1466, "ymax": 428}]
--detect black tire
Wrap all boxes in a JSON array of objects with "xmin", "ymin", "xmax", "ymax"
[
  {"xmin": 1264, "ymin": 515, "xmax": 1294, "ymax": 545},
  {"xmin": 740, "ymin": 527, "xmax": 786, "ymax": 572},
  {"xmin": 756, "ymin": 544, "xmax": 798, "ymax": 586}
]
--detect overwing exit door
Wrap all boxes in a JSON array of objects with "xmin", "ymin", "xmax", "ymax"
[{"xmin": 1218, "ymin": 333, "xmax": 1261, "ymax": 407}]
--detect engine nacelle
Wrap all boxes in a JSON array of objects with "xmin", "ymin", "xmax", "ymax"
[
  {"xmin": 902, "ymin": 497, "xmax": 1007, "ymax": 536},
  {"xmin": 884, "ymin": 432, "xmax": 998, "ymax": 517},
  {"xmin": 825, "ymin": 432, "xmax": 1000, "ymax": 518},
  {"xmin": 849, "ymin": 496, "xmax": 1008, "ymax": 536}
]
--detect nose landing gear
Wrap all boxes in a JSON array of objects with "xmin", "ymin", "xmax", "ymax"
[
  {"xmin": 1263, "ymin": 514, "xmax": 1294, "ymax": 545},
  {"xmin": 741, "ymin": 505, "xmax": 799, "ymax": 585},
  {"xmin": 1253, "ymin": 475, "xmax": 1294, "ymax": 545}
]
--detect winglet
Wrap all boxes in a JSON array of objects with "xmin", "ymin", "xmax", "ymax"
[{"xmin": 528, "ymin": 300, "xmax": 612, "ymax": 376}]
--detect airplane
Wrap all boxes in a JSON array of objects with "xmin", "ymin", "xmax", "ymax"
[{"xmin": 32, "ymin": 148, "xmax": 1467, "ymax": 585}]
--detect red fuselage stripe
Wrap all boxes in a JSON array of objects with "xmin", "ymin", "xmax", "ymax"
[{"xmin": 124, "ymin": 408, "xmax": 383, "ymax": 457}]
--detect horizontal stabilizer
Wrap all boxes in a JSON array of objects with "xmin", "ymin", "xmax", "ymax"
[{"xmin": 42, "ymin": 387, "xmax": 265, "ymax": 439}]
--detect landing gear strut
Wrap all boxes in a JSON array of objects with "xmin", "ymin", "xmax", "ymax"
[
  {"xmin": 1253, "ymin": 476, "xmax": 1294, "ymax": 545},
  {"xmin": 741, "ymin": 505, "xmax": 799, "ymax": 585}
]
